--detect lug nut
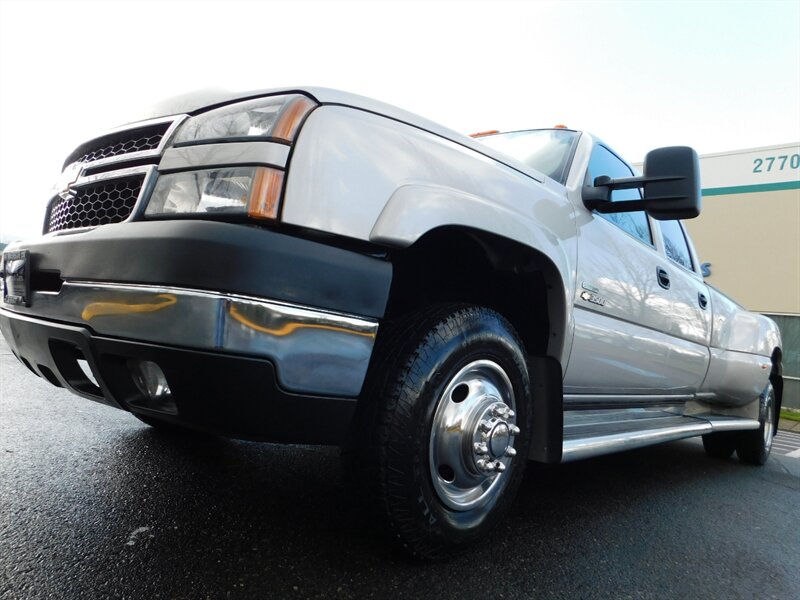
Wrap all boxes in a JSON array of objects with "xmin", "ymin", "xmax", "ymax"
[
  {"xmin": 505, "ymin": 447, "xmax": 517, "ymax": 457},
  {"xmin": 476, "ymin": 459, "xmax": 508, "ymax": 474},
  {"xmin": 474, "ymin": 442, "xmax": 489, "ymax": 455},
  {"xmin": 509, "ymin": 424, "xmax": 520, "ymax": 435},
  {"xmin": 478, "ymin": 420, "xmax": 492, "ymax": 433}
]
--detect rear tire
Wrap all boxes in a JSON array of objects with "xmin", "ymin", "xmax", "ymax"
[
  {"xmin": 702, "ymin": 432, "xmax": 737, "ymax": 459},
  {"xmin": 348, "ymin": 304, "xmax": 532, "ymax": 559},
  {"xmin": 736, "ymin": 384, "xmax": 776, "ymax": 465}
]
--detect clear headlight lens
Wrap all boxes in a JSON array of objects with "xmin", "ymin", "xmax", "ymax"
[
  {"xmin": 150, "ymin": 94, "xmax": 313, "ymax": 222},
  {"xmin": 173, "ymin": 94, "xmax": 317, "ymax": 145},
  {"xmin": 147, "ymin": 166, "xmax": 284, "ymax": 220}
]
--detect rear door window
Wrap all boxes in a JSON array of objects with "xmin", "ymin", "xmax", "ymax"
[{"xmin": 659, "ymin": 220, "xmax": 694, "ymax": 271}]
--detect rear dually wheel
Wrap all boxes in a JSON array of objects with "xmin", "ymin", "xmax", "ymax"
[{"xmin": 736, "ymin": 384, "xmax": 776, "ymax": 465}]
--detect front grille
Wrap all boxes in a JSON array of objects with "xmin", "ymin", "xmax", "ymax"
[
  {"xmin": 63, "ymin": 123, "xmax": 171, "ymax": 168},
  {"xmin": 47, "ymin": 175, "xmax": 145, "ymax": 233}
]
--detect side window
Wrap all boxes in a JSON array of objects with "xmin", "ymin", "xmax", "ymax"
[
  {"xmin": 587, "ymin": 145, "xmax": 653, "ymax": 245},
  {"xmin": 659, "ymin": 220, "xmax": 694, "ymax": 271}
]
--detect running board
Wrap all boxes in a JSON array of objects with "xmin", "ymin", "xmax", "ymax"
[{"xmin": 561, "ymin": 409, "xmax": 759, "ymax": 463}]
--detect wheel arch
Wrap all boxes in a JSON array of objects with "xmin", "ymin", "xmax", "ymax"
[
  {"xmin": 382, "ymin": 226, "xmax": 567, "ymax": 463},
  {"xmin": 384, "ymin": 225, "xmax": 570, "ymax": 364}
]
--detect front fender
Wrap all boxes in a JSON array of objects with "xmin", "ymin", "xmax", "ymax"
[
  {"xmin": 371, "ymin": 181, "xmax": 574, "ymax": 296},
  {"xmin": 371, "ymin": 183, "xmax": 577, "ymax": 366},
  {"xmin": 371, "ymin": 183, "xmax": 554, "ymax": 248},
  {"xmin": 283, "ymin": 105, "xmax": 578, "ymax": 365}
]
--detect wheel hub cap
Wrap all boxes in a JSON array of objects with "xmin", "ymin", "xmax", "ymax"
[
  {"xmin": 429, "ymin": 360, "xmax": 520, "ymax": 511},
  {"xmin": 488, "ymin": 422, "xmax": 510, "ymax": 458}
]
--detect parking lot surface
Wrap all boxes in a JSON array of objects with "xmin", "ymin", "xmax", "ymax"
[{"xmin": 1, "ymin": 339, "xmax": 799, "ymax": 599}]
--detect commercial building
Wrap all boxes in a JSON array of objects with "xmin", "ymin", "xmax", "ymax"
[{"xmin": 683, "ymin": 142, "xmax": 800, "ymax": 407}]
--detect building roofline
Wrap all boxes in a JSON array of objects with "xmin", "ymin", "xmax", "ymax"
[{"xmin": 699, "ymin": 142, "xmax": 799, "ymax": 159}]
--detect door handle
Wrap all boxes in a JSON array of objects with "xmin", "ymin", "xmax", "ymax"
[
  {"xmin": 656, "ymin": 266, "xmax": 671, "ymax": 289},
  {"xmin": 698, "ymin": 292, "xmax": 708, "ymax": 309}
]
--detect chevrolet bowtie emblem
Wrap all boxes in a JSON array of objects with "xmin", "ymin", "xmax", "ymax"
[{"xmin": 54, "ymin": 161, "xmax": 83, "ymax": 197}]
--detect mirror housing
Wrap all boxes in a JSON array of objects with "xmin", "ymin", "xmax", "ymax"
[{"xmin": 582, "ymin": 146, "xmax": 701, "ymax": 220}]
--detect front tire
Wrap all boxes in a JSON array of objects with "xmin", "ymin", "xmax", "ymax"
[
  {"xmin": 351, "ymin": 304, "xmax": 532, "ymax": 559},
  {"xmin": 736, "ymin": 384, "xmax": 776, "ymax": 465}
]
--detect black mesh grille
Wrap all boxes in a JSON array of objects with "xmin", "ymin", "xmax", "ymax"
[
  {"xmin": 63, "ymin": 123, "xmax": 170, "ymax": 168},
  {"xmin": 47, "ymin": 176, "xmax": 144, "ymax": 233}
]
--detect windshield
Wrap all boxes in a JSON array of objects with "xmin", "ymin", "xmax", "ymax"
[{"xmin": 476, "ymin": 129, "xmax": 580, "ymax": 184}]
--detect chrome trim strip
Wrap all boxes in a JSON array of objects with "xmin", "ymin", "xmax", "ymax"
[
  {"xmin": 72, "ymin": 164, "xmax": 155, "ymax": 187},
  {"xmin": 561, "ymin": 412, "xmax": 760, "ymax": 462},
  {"xmin": 562, "ymin": 420, "xmax": 712, "ymax": 462},
  {"xmin": 564, "ymin": 393, "xmax": 694, "ymax": 404},
  {"xmin": 706, "ymin": 417, "xmax": 760, "ymax": 432},
  {"xmin": 10, "ymin": 282, "xmax": 377, "ymax": 397},
  {"xmin": 563, "ymin": 407, "xmax": 686, "ymax": 427},
  {"xmin": 159, "ymin": 141, "xmax": 291, "ymax": 172}
]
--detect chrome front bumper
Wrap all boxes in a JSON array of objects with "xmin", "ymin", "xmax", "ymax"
[{"xmin": 7, "ymin": 282, "xmax": 378, "ymax": 397}]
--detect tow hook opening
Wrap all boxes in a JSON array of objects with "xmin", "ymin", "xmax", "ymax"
[
  {"xmin": 30, "ymin": 269, "xmax": 64, "ymax": 294},
  {"xmin": 48, "ymin": 340, "xmax": 103, "ymax": 398}
]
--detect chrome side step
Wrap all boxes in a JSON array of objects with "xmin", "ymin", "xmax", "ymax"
[{"xmin": 561, "ymin": 409, "xmax": 759, "ymax": 463}]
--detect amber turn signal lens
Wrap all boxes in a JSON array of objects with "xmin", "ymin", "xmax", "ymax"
[
  {"xmin": 469, "ymin": 130, "xmax": 500, "ymax": 138},
  {"xmin": 247, "ymin": 167, "xmax": 284, "ymax": 220},
  {"xmin": 272, "ymin": 96, "xmax": 317, "ymax": 142}
]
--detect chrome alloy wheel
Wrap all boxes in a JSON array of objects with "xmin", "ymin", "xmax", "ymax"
[
  {"xmin": 763, "ymin": 386, "xmax": 775, "ymax": 452},
  {"xmin": 429, "ymin": 359, "xmax": 520, "ymax": 511}
]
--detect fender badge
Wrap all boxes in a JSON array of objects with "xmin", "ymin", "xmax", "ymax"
[{"xmin": 580, "ymin": 290, "xmax": 606, "ymax": 307}]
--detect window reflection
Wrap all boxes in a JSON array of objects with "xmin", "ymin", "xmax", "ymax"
[
  {"xmin": 587, "ymin": 145, "xmax": 653, "ymax": 246},
  {"xmin": 476, "ymin": 129, "xmax": 579, "ymax": 184}
]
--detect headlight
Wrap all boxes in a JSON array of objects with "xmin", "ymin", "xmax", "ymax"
[
  {"xmin": 173, "ymin": 94, "xmax": 317, "ymax": 145},
  {"xmin": 146, "ymin": 166, "xmax": 284, "ymax": 220}
]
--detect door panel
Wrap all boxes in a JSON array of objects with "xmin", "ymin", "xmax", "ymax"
[
  {"xmin": 564, "ymin": 215, "xmax": 694, "ymax": 394},
  {"xmin": 566, "ymin": 306, "xmax": 706, "ymax": 394},
  {"xmin": 655, "ymin": 221, "xmax": 712, "ymax": 388},
  {"xmin": 563, "ymin": 143, "xmax": 711, "ymax": 397}
]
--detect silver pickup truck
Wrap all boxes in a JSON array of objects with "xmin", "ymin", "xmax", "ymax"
[{"xmin": 0, "ymin": 87, "xmax": 784, "ymax": 559}]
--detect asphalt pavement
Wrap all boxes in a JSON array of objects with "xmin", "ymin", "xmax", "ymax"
[
  {"xmin": 1, "ymin": 338, "xmax": 799, "ymax": 600},
  {"xmin": 773, "ymin": 429, "xmax": 800, "ymax": 458}
]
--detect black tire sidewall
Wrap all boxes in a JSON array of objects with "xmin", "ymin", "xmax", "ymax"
[
  {"xmin": 737, "ymin": 385, "xmax": 774, "ymax": 465},
  {"xmin": 383, "ymin": 308, "xmax": 532, "ymax": 554},
  {"xmin": 702, "ymin": 432, "xmax": 736, "ymax": 459}
]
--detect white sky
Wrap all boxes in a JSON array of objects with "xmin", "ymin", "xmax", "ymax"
[{"xmin": 1, "ymin": 0, "xmax": 798, "ymax": 242}]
